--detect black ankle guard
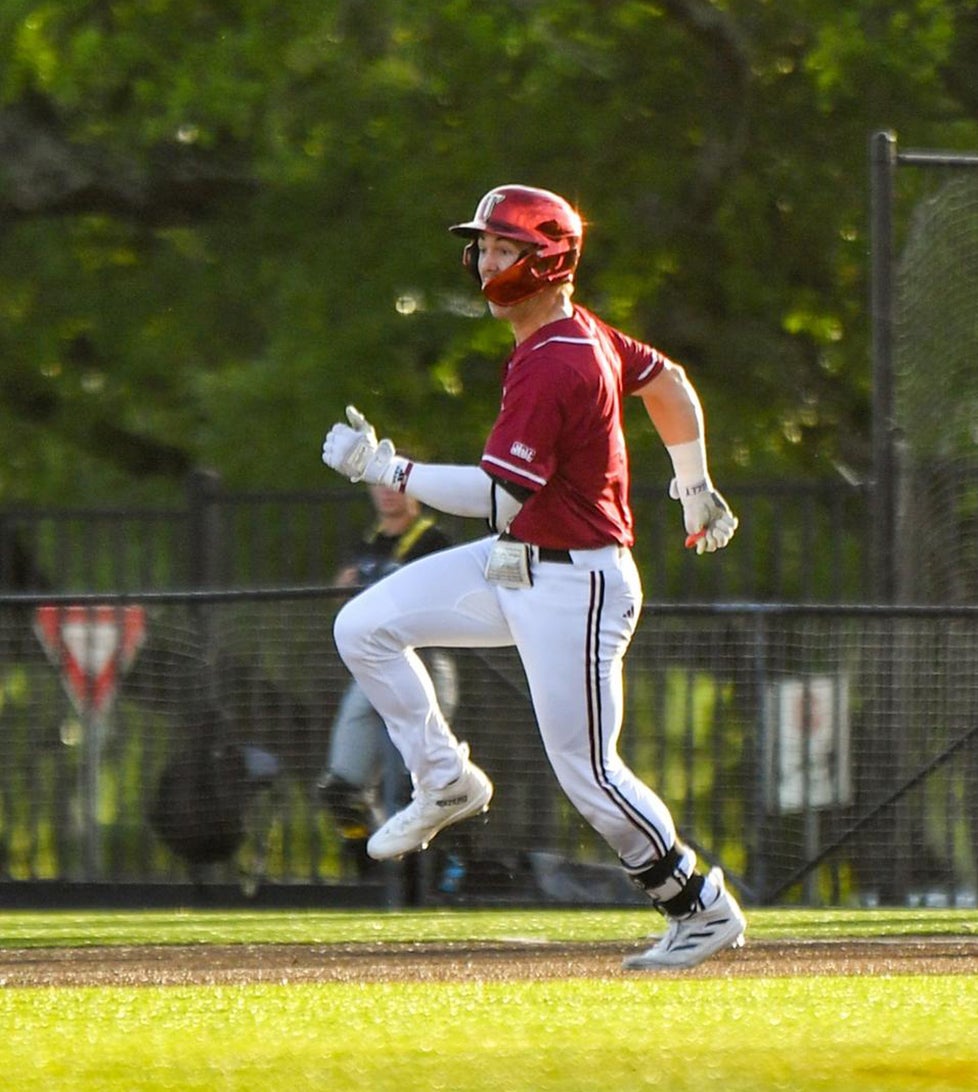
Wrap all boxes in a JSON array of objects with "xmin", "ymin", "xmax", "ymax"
[
  {"xmin": 658, "ymin": 872, "xmax": 705, "ymax": 917},
  {"xmin": 630, "ymin": 843, "xmax": 705, "ymax": 917},
  {"xmin": 630, "ymin": 844, "xmax": 683, "ymax": 891}
]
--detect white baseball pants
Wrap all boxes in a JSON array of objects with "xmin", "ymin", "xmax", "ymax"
[{"xmin": 333, "ymin": 534, "xmax": 677, "ymax": 870}]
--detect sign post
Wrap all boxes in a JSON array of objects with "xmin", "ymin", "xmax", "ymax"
[{"xmin": 34, "ymin": 605, "xmax": 147, "ymax": 878}]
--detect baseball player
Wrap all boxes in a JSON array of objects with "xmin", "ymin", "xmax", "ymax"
[{"xmin": 321, "ymin": 184, "xmax": 746, "ymax": 969}]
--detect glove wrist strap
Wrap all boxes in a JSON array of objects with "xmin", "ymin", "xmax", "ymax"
[{"xmin": 386, "ymin": 457, "xmax": 413, "ymax": 492}]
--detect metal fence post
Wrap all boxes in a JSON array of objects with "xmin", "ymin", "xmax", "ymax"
[
  {"xmin": 870, "ymin": 129, "xmax": 898, "ymax": 604},
  {"xmin": 186, "ymin": 468, "xmax": 224, "ymax": 589},
  {"xmin": 751, "ymin": 609, "xmax": 770, "ymax": 900},
  {"xmin": 185, "ymin": 469, "xmax": 225, "ymax": 756}
]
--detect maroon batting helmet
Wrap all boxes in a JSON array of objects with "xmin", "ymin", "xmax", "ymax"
[{"xmin": 450, "ymin": 185, "xmax": 584, "ymax": 305}]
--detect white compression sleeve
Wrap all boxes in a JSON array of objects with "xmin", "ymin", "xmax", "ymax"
[{"xmin": 399, "ymin": 463, "xmax": 494, "ymax": 518}]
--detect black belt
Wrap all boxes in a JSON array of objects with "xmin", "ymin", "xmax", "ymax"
[{"xmin": 537, "ymin": 547, "xmax": 573, "ymax": 564}]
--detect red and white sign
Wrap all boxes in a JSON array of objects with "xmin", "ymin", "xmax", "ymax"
[{"xmin": 34, "ymin": 605, "xmax": 147, "ymax": 718}]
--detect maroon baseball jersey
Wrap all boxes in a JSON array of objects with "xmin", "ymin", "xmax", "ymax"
[{"xmin": 480, "ymin": 305, "xmax": 668, "ymax": 549}]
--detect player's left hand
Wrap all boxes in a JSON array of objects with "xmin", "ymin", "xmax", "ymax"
[
  {"xmin": 322, "ymin": 405, "xmax": 396, "ymax": 485},
  {"xmin": 669, "ymin": 478, "xmax": 738, "ymax": 555}
]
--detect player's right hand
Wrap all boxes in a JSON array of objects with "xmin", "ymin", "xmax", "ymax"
[
  {"xmin": 322, "ymin": 405, "xmax": 396, "ymax": 484},
  {"xmin": 668, "ymin": 478, "xmax": 738, "ymax": 554}
]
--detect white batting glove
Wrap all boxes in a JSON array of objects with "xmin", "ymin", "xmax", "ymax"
[
  {"xmin": 668, "ymin": 477, "xmax": 738, "ymax": 554},
  {"xmin": 322, "ymin": 405, "xmax": 397, "ymax": 485}
]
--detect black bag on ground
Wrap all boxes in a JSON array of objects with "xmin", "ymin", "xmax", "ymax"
[{"xmin": 149, "ymin": 743, "xmax": 276, "ymax": 866}]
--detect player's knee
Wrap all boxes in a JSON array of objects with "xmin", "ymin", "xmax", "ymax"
[
  {"xmin": 333, "ymin": 596, "xmax": 396, "ymax": 668},
  {"xmin": 333, "ymin": 598, "xmax": 370, "ymax": 665}
]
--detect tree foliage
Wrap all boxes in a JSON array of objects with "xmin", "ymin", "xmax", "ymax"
[{"xmin": 1, "ymin": 0, "xmax": 977, "ymax": 503}]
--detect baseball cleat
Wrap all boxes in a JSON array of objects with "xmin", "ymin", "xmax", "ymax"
[
  {"xmin": 366, "ymin": 745, "xmax": 493, "ymax": 860},
  {"xmin": 622, "ymin": 867, "xmax": 746, "ymax": 970}
]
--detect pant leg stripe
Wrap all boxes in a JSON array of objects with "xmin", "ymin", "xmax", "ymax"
[{"xmin": 584, "ymin": 571, "xmax": 667, "ymax": 856}]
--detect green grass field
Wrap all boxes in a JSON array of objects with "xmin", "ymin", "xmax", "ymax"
[{"xmin": 1, "ymin": 907, "xmax": 976, "ymax": 1091}]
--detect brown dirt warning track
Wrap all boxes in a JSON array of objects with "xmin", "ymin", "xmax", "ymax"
[{"xmin": 1, "ymin": 936, "xmax": 977, "ymax": 987}]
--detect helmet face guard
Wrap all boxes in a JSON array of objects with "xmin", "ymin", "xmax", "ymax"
[
  {"xmin": 459, "ymin": 240, "xmax": 580, "ymax": 306},
  {"xmin": 450, "ymin": 185, "xmax": 583, "ymax": 306}
]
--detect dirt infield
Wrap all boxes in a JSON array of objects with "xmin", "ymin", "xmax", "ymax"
[{"xmin": 2, "ymin": 936, "xmax": 978, "ymax": 987}]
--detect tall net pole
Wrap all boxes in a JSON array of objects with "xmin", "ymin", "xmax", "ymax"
[{"xmin": 870, "ymin": 131, "xmax": 898, "ymax": 602}]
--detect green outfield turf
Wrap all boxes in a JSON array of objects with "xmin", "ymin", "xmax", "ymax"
[{"xmin": 0, "ymin": 907, "xmax": 975, "ymax": 1092}]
